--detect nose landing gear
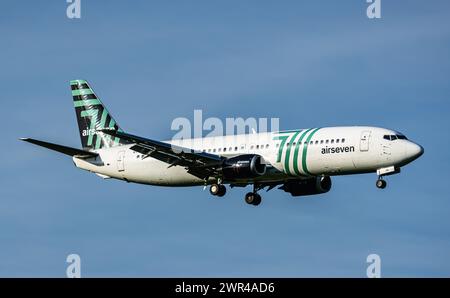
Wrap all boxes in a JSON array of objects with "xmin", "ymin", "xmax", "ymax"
[
  {"xmin": 376, "ymin": 178, "xmax": 387, "ymax": 189},
  {"xmin": 375, "ymin": 166, "xmax": 399, "ymax": 189}
]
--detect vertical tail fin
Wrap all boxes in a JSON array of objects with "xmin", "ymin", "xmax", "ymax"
[{"xmin": 71, "ymin": 79, "xmax": 127, "ymax": 150}]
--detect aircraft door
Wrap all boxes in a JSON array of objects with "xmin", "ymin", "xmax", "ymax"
[
  {"xmin": 360, "ymin": 131, "xmax": 371, "ymax": 152},
  {"xmin": 117, "ymin": 150, "xmax": 125, "ymax": 172}
]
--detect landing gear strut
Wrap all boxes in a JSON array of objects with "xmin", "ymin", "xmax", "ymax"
[
  {"xmin": 376, "ymin": 177, "xmax": 387, "ymax": 189},
  {"xmin": 244, "ymin": 184, "xmax": 263, "ymax": 206},
  {"xmin": 210, "ymin": 184, "xmax": 226, "ymax": 197}
]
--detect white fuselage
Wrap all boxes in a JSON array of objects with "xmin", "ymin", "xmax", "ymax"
[{"xmin": 73, "ymin": 126, "xmax": 423, "ymax": 186}]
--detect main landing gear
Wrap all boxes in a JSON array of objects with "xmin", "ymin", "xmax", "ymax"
[
  {"xmin": 245, "ymin": 192, "xmax": 261, "ymax": 206},
  {"xmin": 245, "ymin": 184, "xmax": 263, "ymax": 206},
  {"xmin": 209, "ymin": 182, "xmax": 263, "ymax": 206},
  {"xmin": 376, "ymin": 177, "xmax": 387, "ymax": 189},
  {"xmin": 210, "ymin": 183, "xmax": 226, "ymax": 197}
]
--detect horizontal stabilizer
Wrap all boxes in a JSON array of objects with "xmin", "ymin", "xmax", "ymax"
[{"xmin": 20, "ymin": 138, "xmax": 98, "ymax": 158}]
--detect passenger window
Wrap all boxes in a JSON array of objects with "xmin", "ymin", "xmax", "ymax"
[
  {"xmin": 315, "ymin": 140, "xmax": 319, "ymax": 144},
  {"xmin": 223, "ymin": 148, "xmax": 226, "ymax": 152},
  {"xmin": 235, "ymin": 146, "xmax": 238, "ymax": 151},
  {"xmin": 250, "ymin": 145, "xmax": 254, "ymax": 149},
  {"xmin": 326, "ymin": 140, "xmax": 329, "ymax": 144},
  {"xmin": 331, "ymin": 139, "xmax": 334, "ymax": 144},
  {"xmin": 213, "ymin": 149, "xmax": 216, "ymax": 152},
  {"xmin": 336, "ymin": 139, "xmax": 340, "ymax": 143},
  {"xmin": 266, "ymin": 144, "xmax": 269, "ymax": 149},
  {"xmin": 342, "ymin": 138, "xmax": 345, "ymax": 143},
  {"xmin": 218, "ymin": 148, "xmax": 221, "ymax": 152},
  {"xmin": 320, "ymin": 140, "xmax": 324, "ymax": 144},
  {"xmin": 310, "ymin": 141, "xmax": 313, "ymax": 145},
  {"xmin": 256, "ymin": 145, "xmax": 259, "ymax": 149}
]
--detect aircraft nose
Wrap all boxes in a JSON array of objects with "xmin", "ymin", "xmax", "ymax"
[{"xmin": 406, "ymin": 142, "xmax": 424, "ymax": 161}]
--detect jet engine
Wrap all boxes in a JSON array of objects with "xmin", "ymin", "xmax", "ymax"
[
  {"xmin": 280, "ymin": 176, "xmax": 332, "ymax": 197},
  {"xmin": 222, "ymin": 154, "xmax": 266, "ymax": 180}
]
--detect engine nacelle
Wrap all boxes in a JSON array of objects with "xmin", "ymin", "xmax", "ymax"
[
  {"xmin": 281, "ymin": 176, "xmax": 332, "ymax": 197},
  {"xmin": 222, "ymin": 154, "xmax": 266, "ymax": 180}
]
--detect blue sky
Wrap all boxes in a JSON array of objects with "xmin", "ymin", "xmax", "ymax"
[{"xmin": 1, "ymin": 0, "xmax": 449, "ymax": 277}]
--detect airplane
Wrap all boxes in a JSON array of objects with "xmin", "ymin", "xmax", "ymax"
[{"xmin": 21, "ymin": 80, "xmax": 424, "ymax": 206}]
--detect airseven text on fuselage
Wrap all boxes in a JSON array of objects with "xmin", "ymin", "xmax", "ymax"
[{"xmin": 321, "ymin": 145, "xmax": 355, "ymax": 154}]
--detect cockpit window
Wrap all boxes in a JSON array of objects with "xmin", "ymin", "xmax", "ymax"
[{"xmin": 384, "ymin": 134, "xmax": 407, "ymax": 141}]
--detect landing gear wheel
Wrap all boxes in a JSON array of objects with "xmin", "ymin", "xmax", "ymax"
[
  {"xmin": 376, "ymin": 179, "xmax": 387, "ymax": 189},
  {"xmin": 217, "ymin": 185, "xmax": 226, "ymax": 197},
  {"xmin": 210, "ymin": 184, "xmax": 220, "ymax": 195},
  {"xmin": 210, "ymin": 184, "xmax": 226, "ymax": 197},
  {"xmin": 245, "ymin": 192, "xmax": 255, "ymax": 205},
  {"xmin": 252, "ymin": 193, "xmax": 261, "ymax": 206},
  {"xmin": 245, "ymin": 192, "xmax": 262, "ymax": 206}
]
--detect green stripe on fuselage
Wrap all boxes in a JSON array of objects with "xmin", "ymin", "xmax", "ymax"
[
  {"xmin": 284, "ymin": 131, "xmax": 301, "ymax": 175},
  {"xmin": 302, "ymin": 128, "xmax": 321, "ymax": 175},
  {"xmin": 292, "ymin": 128, "xmax": 313, "ymax": 176},
  {"xmin": 275, "ymin": 132, "xmax": 291, "ymax": 163}
]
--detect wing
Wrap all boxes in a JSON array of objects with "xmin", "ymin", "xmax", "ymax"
[{"xmin": 100, "ymin": 129, "xmax": 224, "ymax": 179}]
